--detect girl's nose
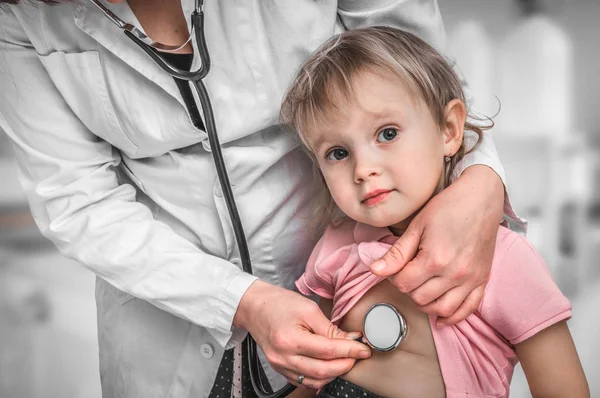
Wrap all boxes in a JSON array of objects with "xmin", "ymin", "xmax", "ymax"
[{"xmin": 353, "ymin": 157, "xmax": 381, "ymax": 184}]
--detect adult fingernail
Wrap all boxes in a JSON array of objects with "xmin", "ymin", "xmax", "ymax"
[
  {"xmin": 359, "ymin": 350, "xmax": 371, "ymax": 359},
  {"xmin": 347, "ymin": 332, "xmax": 362, "ymax": 340},
  {"xmin": 370, "ymin": 260, "xmax": 385, "ymax": 272}
]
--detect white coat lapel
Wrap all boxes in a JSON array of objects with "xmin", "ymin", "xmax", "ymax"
[{"xmin": 73, "ymin": 0, "xmax": 184, "ymax": 103}]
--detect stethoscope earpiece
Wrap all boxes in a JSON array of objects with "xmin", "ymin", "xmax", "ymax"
[{"xmin": 362, "ymin": 303, "xmax": 408, "ymax": 352}]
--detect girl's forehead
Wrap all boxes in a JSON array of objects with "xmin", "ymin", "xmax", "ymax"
[
  {"xmin": 353, "ymin": 68, "xmax": 421, "ymax": 102},
  {"xmin": 298, "ymin": 68, "xmax": 429, "ymax": 149},
  {"xmin": 317, "ymin": 71, "xmax": 422, "ymax": 120}
]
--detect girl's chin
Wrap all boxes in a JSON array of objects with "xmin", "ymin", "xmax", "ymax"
[
  {"xmin": 357, "ymin": 217, "xmax": 400, "ymax": 229},
  {"xmin": 351, "ymin": 206, "xmax": 414, "ymax": 229},
  {"xmin": 372, "ymin": 215, "xmax": 414, "ymax": 233}
]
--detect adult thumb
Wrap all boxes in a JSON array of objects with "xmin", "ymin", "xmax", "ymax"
[
  {"xmin": 309, "ymin": 310, "xmax": 363, "ymax": 341},
  {"xmin": 369, "ymin": 224, "xmax": 421, "ymax": 277}
]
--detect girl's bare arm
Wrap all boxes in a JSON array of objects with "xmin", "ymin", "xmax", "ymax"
[{"xmin": 515, "ymin": 321, "xmax": 589, "ymax": 398}]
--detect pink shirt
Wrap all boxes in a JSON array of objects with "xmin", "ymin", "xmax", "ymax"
[{"xmin": 296, "ymin": 221, "xmax": 571, "ymax": 397}]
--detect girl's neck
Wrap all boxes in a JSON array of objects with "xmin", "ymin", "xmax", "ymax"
[
  {"xmin": 387, "ymin": 168, "xmax": 448, "ymax": 236},
  {"xmin": 389, "ymin": 217, "xmax": 413, "ymax": 237}
]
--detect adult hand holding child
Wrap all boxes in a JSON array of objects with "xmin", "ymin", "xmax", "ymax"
[{"xmin": 371, "ymin": 165, "xmax": 504, "ymax": 326}]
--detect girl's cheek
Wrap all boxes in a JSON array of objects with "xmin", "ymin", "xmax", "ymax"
[
  {"xmin": 323, "ymin": 173, "xmax": 345, "ymax": 199},
  {"xmin": 323, "ymin": 176, "xmax": 338, "ymax": 195}
]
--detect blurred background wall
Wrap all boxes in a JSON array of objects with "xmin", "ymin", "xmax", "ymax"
[
  {"xmin": 442, "ymin": 1, "xmax": 600, "ymax": 395},
  {"xmin": 1, "ymin": 0, "xmax": 599, "ymax": 397}
]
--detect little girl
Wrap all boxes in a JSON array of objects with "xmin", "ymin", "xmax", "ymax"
[{"xmin": 280, "ymin": 27, "xmax": 588, "ymax": 398}]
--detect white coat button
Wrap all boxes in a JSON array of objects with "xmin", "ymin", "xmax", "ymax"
[{"xmin": 200, "ymin": 343, "xmax": 214, "ymax": 359}]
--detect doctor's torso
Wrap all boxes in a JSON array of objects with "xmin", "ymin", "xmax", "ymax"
[{"xmin": 10, "ymin": 0, "xmax": 346, "ymax": 287}]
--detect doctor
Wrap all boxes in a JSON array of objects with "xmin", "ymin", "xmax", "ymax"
[{"xmin": 0, "ymin": 0, "xmax": 517, "ymax": 396}]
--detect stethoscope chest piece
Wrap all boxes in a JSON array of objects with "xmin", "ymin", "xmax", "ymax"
[{"xmin": 363, "ymin": 303, "xmax": 408, "ymax": 352}]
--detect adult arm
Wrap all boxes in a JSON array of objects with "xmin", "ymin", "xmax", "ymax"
[
  {"xmin": 0, "ymin": 8, "xmax": 255, "ymax": 348},
  {"xmin": 338, "ymin": 0, "xmax": 507, "ymax": 324}
]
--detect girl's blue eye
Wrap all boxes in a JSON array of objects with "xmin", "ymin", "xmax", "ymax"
[
  {"xmin": 326, "ymin": 148, "xmax": 348, "ymax": 161},
  {"xmin": 377, "ymin": 128, "xmax": 398, "ymax": 142}
]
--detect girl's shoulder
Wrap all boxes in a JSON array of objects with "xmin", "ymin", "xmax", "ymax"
[
  {"xmin": 491, "ymin": 226, "xmax": 547, "ymax": 276},
  {"xmin": 479, "ymin": 226, "xmax": 572, "ymax": 345}
]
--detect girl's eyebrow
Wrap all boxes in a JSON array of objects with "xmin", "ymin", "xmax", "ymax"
[
  {"xmin": 308, "ymin": 130, "xmax": 335, "ymax": 152},
  {"xmin": 368, "ymin": 106, "xmax": 403, "ymax": 122},
  {"xmin": 310, "ymin": 135, "xmax": 327, "ymax": 151},
  {"xmin": 308, "ymin": 113, "xmax": 393, "ymax": 152}
]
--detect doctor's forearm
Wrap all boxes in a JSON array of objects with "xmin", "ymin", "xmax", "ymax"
[{"xmin": 454, "ymin": 165, "xmax": 504, "ymax": 223}]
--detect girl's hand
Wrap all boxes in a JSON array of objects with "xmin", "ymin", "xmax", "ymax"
[
  {"xmin": 369, "ymin": 165, "xmax": 504, "ymax": 326},
  {"xmin": 233, "ymin": 280, "xmax": 371, "ymax": 390}
]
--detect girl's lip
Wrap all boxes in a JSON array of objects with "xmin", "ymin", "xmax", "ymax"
[{"xmin": 362, "ymin": 190, "xmax": 392, "ymax": 206}]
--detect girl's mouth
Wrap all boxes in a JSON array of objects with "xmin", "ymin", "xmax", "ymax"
[{"xmin": 362, "ymin": 190, "xmax": 392, "ymax": 206}]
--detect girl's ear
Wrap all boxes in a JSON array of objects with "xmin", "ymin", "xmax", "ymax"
[{"xmin": 442, "ymin": 99, "xmax": 466, "ymax": 156}]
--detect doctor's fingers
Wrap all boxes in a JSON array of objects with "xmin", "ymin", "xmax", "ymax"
[
  {"xmin": 295, "ymin": 332, "xmax": 371, "ymax": 361},
  {"xmin": 416, "ymin": 283, "xmax": 485, "ymax": 325},
  {"xmin": 278, "ymin": 356, "xmax": 356, "ymax": 390},
  {"xmin": 386, "ymin": 251, "xmax": 450, "ymax": 294},
  {"xmin": 406, "ymin": 275, "xmax": 455, "ymax": 307}
]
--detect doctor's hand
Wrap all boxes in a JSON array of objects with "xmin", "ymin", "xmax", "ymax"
[
  {"xmin": 370, "ymin": 165, "xmax": 504, "ymax": 326},
  {"xmin": 233, "ymin": 280, "xmax": 371, "ymax": 390}
]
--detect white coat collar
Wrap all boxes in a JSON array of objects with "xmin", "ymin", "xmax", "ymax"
[{"xmin": 73, "ymin": 0, "xmax": 191, "ymax": 103}]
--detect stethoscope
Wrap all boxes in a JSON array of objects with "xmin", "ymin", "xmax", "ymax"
[{"xmin": 87, "ymin": 1, "xmax": 408, "ymax": 396}]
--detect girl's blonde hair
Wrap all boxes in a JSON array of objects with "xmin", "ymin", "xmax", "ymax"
[{"xmin": 280, "ymin": 26, "xmax": 491, "ymax": 232}]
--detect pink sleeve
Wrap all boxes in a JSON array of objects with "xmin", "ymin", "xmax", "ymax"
[
  {"xmin": 295, "ymin": 225, "xmax": 355, "ymax": 299},
  {"xmin": 479, "ymin": 234, "xmax": 572, "ymax": 345},
  {"xmin": 296, "ymin": 245, "xmax": 355, "ymax": 299},
  {"xmin": 295, "ymin": 235, "xmax": 335, "ymax": 299}
]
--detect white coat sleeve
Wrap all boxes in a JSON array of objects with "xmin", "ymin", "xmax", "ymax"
[
  {"xmin": 0, "ymin": 9, "xmax": 256, "ymax": 348},
  {"xmin": 336, "ymin": 0, "xmax": 508, "ymax": 188}
]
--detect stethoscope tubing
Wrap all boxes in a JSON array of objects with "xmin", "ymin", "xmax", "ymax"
[{"xmin": 122, "ymin": 9, "xmax": 295, "ymax": 398}]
